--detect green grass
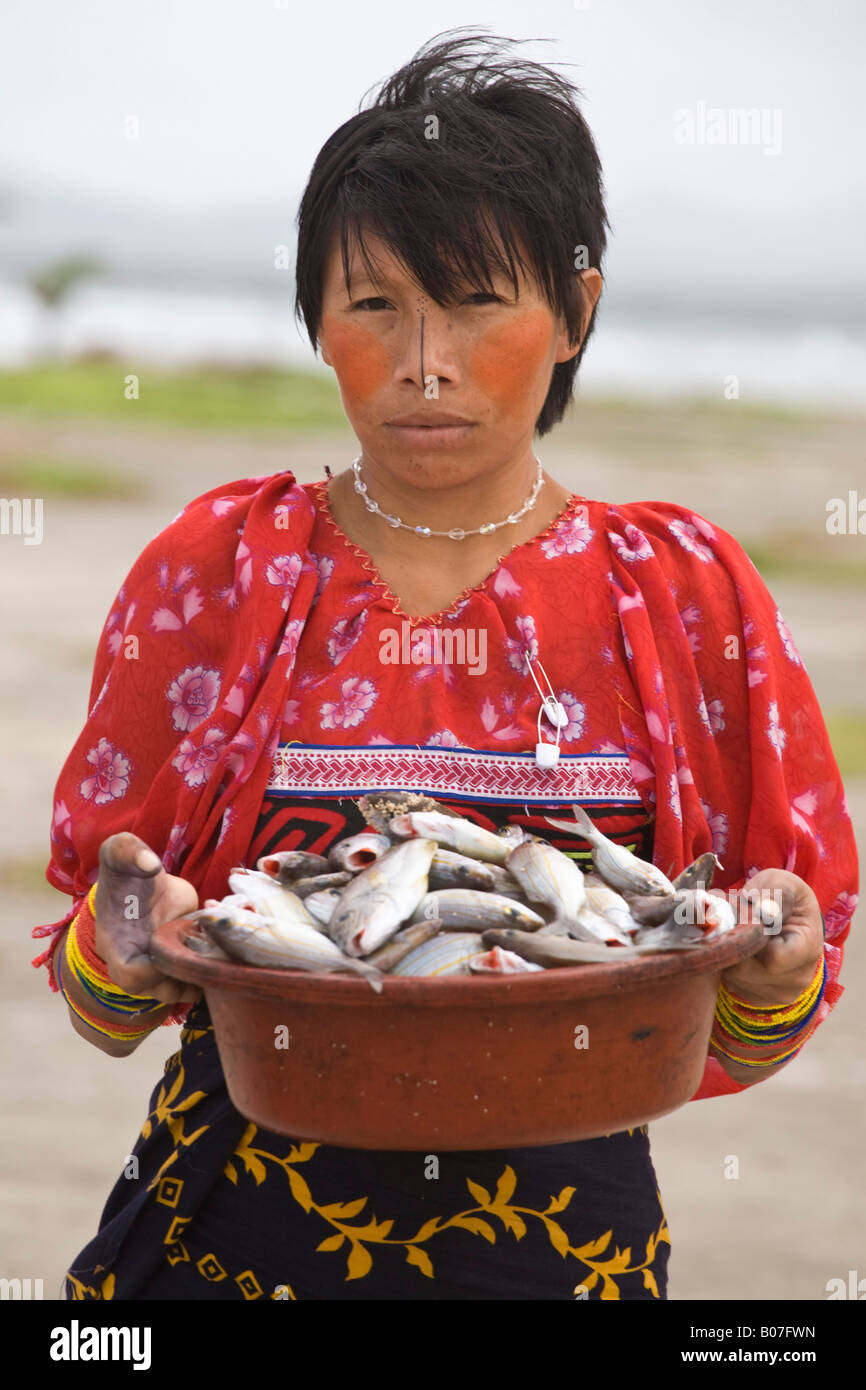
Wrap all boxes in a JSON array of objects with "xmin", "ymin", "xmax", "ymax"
[
  {"xmin": 0, "ymin": 359, "xmax": 348, "ymax": 433},
  {"xmin": 0, "ymin": 456, "xmax": 144, "ymax": 500},
  {"xmin": 744, "ymin": 537, "xmax": 866, "ymax": 586},
  {"xmin": 825, "ymin": 711, "xmax": 866, "ymax": 777}
]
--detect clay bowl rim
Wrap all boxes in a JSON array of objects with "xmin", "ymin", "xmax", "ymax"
[{"xmin": 152, "ymin": 916, "xmax": 765, "ymax": 1008}]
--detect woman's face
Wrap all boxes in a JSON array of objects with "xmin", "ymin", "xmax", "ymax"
[{"xmin": 317, "ymin": 229, "xmax": 601, "ymax": 488}]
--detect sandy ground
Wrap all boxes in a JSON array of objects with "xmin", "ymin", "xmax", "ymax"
[{"xmin": 1, "ymin": 408, "xmax": 863, "ymax": 1301}]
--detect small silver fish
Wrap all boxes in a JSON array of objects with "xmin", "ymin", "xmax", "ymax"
[
  {"xmin": 584, "ymin": 884, "xmax": 639, "ymax": 937},
  {"xmin": 389, "ymin": 931, "xmax": 487, "ymax": 977},
  {"xmin": 544, "ymin": 804, "xmax": 676, "ymax": 896},
  {"xmin": 505, "ymin": 839, "xmax": 587, "ymax": 918},
  {"xmin": 290, "ymin": 871, "xmax": 353, "ymax": 899},
  {"xmin": 673, "ymin": 853, "xmax": 723, "ymax": 892},
  {"xmin": 365, "ymin": 919, "xmax": 442, "ymax": 972},
  {"xmin": 227, "ymin": 870, "xmax": 319, "ymax": 928},
  {"xmin": 328, "ymin": 837, "xmax": 437, "ymax": 956},
  {"xmin": 357, "ymin": 792, "xmax": 461, "ymax": 835},
  {"xmin": 482, "ymin": 927, "xmax": 638, "ymax": 966},
  {"xmin": 328, "ymin": 832, "xmax": 391, "ymax": 873},
  {"xmin": 469, "ymin": 946, "xmax": 544, "ymax": 974},
  {"xmin": 571, "ymin": 902, "xmax": 633, "ymax": 947},
  {"xmin": 184, "ymin": 928, "xmax": 231, "ymax": 961},
  {"xmin": 409, "ymin": 889, "xmax": 546, "ymax": 932},
  {"xmin": 389, "ymin": 812, "xmax": 510, "ymax": 864},
  {"xmin": 303, "ymin": 887, "xmax": 343, "ymax": 928},
  {"xmin": 195, "ymin": 905, "xmax": 383, "ymax": 990},
  {"xmin": 495, "ymin": 825, "xmax": 529, "ymax": 849},
  {"xmin": 626, "ymin": 892, "xmax": 691, "ymax": 928},
  {"xmin": 256, "ymin": 850, "xmax": 330, "ymax": 882},
  {"xmin": 428, "ymin": 849, "xmax": 502, "ymax": 891}
]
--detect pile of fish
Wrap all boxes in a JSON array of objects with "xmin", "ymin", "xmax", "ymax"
[{"xmin": 184, "ymin": 794, "xmax": 772, "ymax": 992}]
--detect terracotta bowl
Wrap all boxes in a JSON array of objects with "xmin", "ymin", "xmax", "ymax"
[{"xmin": 152, "ymin": 917, "xmax": 764, "ymax": 1151}]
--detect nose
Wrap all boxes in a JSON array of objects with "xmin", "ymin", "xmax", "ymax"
[{"xmin": 394, "ymin": 301, "xmax": 462, "ymax": 391}]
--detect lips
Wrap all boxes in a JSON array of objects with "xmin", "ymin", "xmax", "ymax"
[{"xmin": 386, "ymin": 413, "xmax": 475, "ymax": 427}]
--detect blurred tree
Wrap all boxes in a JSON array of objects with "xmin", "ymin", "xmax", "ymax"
[{"xmin": 27, "ymin": 256, "xmax": 104, "ymax": 358}]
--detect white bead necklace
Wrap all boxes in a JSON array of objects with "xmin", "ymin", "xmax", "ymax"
[{"xmin": 350, "ymin": 455, "xmax": 544, "ymax": 539}]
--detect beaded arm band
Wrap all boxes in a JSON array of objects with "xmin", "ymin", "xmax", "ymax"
[
  {"xmin": 711, "ymin": 956, "xmax": 827, "ymax": 1069},
  {"xmin": 58, "ymin": 884, "xmax": 165, "ymax": 1043}
]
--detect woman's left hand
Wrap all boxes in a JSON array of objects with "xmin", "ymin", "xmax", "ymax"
[{"xmin": 714, "ymin": 868, "xmax": 824, "ymax": 1008}]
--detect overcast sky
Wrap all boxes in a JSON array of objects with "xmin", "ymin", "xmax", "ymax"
[{"xmin": 2, "ymin": 0, "xmax": 864, "ymax": 308}]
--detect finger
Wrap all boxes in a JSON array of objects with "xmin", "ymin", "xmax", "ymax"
[{"xmin": 98, "ymin": 832, "xmax": 163, "ymax": 879}]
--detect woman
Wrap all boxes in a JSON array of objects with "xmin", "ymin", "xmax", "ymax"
[{"xmin": 36, "ymin": 31, "xmax": 857, "ymax": 1301}]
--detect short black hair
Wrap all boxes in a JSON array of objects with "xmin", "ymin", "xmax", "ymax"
[{"xmin": 294, "ymin": 28, "xmax": 609, "ymax": 437}]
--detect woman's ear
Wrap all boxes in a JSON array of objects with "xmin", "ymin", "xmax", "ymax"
[
  {"xmin": 554, "ymin": 268, "xmax": 603, "ymax": 363},
  {"xmin": 318, "ymin": 336, "xmax": 333, "ymax": 367}
]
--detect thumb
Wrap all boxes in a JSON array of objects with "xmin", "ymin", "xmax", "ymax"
[{"xmin": 99, "ymin": 832, "xmax": 163, "ymax": 880}]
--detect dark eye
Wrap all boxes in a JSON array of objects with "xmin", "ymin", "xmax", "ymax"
[
  {"xmin": 464, "ymin": 292, "xmax": 503, "ymax": 305},
  {"xmin": 352, "ymin": 297, "xmax": 393, "ymax": 311}
]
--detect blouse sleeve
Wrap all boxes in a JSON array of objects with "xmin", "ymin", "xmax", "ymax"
[{"xmin": 605, "ymin": 500, "xmax": 858, "ymax": 1100}]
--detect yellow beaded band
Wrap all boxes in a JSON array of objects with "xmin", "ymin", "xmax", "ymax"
[
  {"xmin": 719, "ymin": 955, "xmax": 824, "ymax": 1026},
  {"xmin": 57, "ymin": 881, "xmax": 165, "ymax": 1041},
  {"xmin": 712, "ymin": 955, "xmax": 826, "ymax": 1068}
]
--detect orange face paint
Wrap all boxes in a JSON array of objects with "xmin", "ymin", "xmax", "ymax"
[
  {"xmin": 468, "ymin": 308, "xmax": 553, "ymax": 411},
  {"xmin": 320, "ymin": 318, "xmax": 391, "ymax": 402}
]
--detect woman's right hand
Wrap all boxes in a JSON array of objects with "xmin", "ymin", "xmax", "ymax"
[{"xmin": 94, "ymin": 832, "xmax": 201, "ymax": 1005}]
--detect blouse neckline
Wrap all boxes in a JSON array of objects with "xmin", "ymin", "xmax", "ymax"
[{"xmin": 306, "ymin": 477, "xmax": 590, "ymax": 626}]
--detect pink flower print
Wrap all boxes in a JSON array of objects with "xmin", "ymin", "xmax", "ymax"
[
  {"xmin": 81, "ymin": 738, "xmax": 131, "ymax": 805},
  {"xmin": 557, "ymin": 691, "xmax": 585, "ymax": 742},
  {"xmin": 224, "ymin": 730, "xmax": 257, "ymax": 782},
  {"xmin": 493, "ymin": 566, "xmax": 521, "ymax": 598},
  {"xmin": 427, "ymin": 729, "xmax": 461, "ymax": 747},
  {"xmin": 327, "ymin": 610, "xmax": 367, "ymax": 665},
  {"xmin": 825, "ymin": 890, "xmax": 858, "ymax": 938},
  {"xmin": 645, "ymin": 710, "xmax": 669, "ymax": 744},
  {"xmin": 480, "ymin": 698, "xmax": 498, "ymax": 733},
  {"xmin": 505, "ymin": 615, "xmax": 538, "ymax": 672},
  {"xmin": 279, "ymin": 618, "xmax": 305, "ymax": 661},
  {"xmin": 776, "ymin": 609, "xmax": 803, "ymax": 666},
  {"xmin": 617, "ymin": 592, "xmax": 645, "ymax": 616},
  {"xmin": 697, "ymin": 695, "xmax": 725, "ymax": 735},
  {"xmin": 151, "ymin": 561, "xmax": 204, "ymax": 632},
  {"xmin": 320, "ymin": 677, "xmax": 377, "ymax": 731},
  {"xmin": 700, "ymin": 799, "xmax": 729, "ymax": 857},
  {"xmin": 107, "ymin": 599, "xmax": 138, "ymax": 654},
  {"xmin": 541, "ymin": 512, "xmax": 593, "ymax": 558},
  {"xmin": 217, "ymin": 805, "xmax": 235, "ymax": 847},
  {"xmin": 791, "ymin": 790, "xmax": 818, "ymax": 838},
  {"xmin": 766, "ymin": 701, "xmax": 787, "ymax": 758},
  {"xmin": 283, "ymin": 698, "xmax": 301, "ymax": 726},
  {"xmin": 216, "ymin": 540, "xmax": 254, "ymax": 609},
  {"xmin": 166, "ymin": 665, "xmax": 221, "ymax": 733},
  {"xmin": 89, "ymin": 673, "xmax": 111, "ymax": 718},
  {"xmin": 211, "ymin": 499, "xmax": 236, "ymax": 517},
  {"xmin": 310, "ymin": 553, "xmax": 335, "ymax": 601},
  {"xmin": 668, "ymin": 520, "xmax": 714, "ymax": 563},
  {"xmin": 609, "ymin": 523, "xmax": 653, "ymax": 564},
  {"xmin": 152, "ymin": 587, "xmax": 204, "ymax": 632},
  {"xmin": 171, "ymin": 726, "xmax": 226, "ymax": 789},
  {"xmin": 265, "ymin": 553, "xmax": 303, "ymax": 611},
  {"xmin": 597, "ymin": 738, "xmax": 625, "ymax": 755},
  {"xmin": 52, "ymin": 799, "xmax": 73, "ymax": 843},
  {"xmin": 688, "ymin": 513, "xmax": 717, "ymax": 543},
  {"xmin": 678, "ymin": 602, "xmax": 703, "ymax": 655},
  {"xmin": 162, "ymin": 823, "xmax": 189, "ymax": 873},
  {"xmin": 668, "ymin": 773, "xmax": 682, "ymax": 821}
]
